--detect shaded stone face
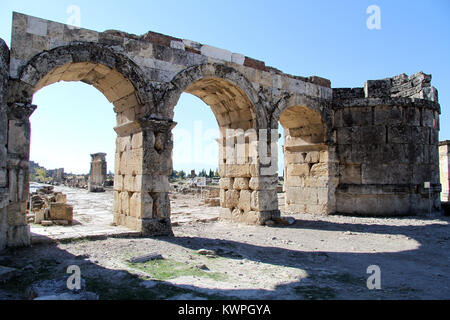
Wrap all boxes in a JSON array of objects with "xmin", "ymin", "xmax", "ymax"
[
  {"xmin": 0, "ymin": 12, "xmax": 443, "ymax": 249},
  {"xmin": 439, "ymin": 142, "xmax": 450, "ymax": 202}
]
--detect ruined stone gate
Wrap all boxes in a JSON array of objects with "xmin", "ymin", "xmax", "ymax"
[{"xmin": 0, "ymin": 13, "xmax": 442, "ymax": 249}]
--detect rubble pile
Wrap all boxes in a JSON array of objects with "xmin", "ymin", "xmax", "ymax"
[{"xmin": 28, "ymin": 186, "xmax": 74, "ymax": 226}]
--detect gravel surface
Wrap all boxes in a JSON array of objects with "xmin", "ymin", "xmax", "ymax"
[{"xmin": 1, "ymin": 186, "xmax": 449, "ymax": 300}]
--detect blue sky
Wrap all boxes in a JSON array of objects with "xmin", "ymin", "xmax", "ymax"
[{"xmin": 0, "ymin": 0, "xmax": 449, "ymax": 174}]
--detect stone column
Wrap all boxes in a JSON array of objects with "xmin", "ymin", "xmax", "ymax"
[
  {"xmin": 113, "ymin": 117, "xmax": 176, "ymax": 235},
  {"xmin": 5, "ymin": 102, "xmax": 36, "ymax": 247},
  {"xmin": 439, "ymin": 141, "xmax": 450, "ymax": 202},
  {"xmin": 218, "ymin": 128, "xmax": 280, "ymax": 224},
  {"xmin": 88, "ymin": 153, "xmax": 107, "ymax": 192}
]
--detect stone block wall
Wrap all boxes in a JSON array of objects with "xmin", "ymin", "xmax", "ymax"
[
  {"xmin": 0, "ymin": 39, "xmax": 9, "ymax": 250},
  {"xmin": 113, "ymin": 118, "xmax": 174, "ymax": 235},
  {"xmin": 333, "ymin": 72, "xmax": 441, "ymax": 216},
  {"xmin": 439, "ymin": 141, "xmax": 450, "ymax": 202},
  {"xmin": 217, "ymin": 129, "xmax": 280, "ymax": 224}
]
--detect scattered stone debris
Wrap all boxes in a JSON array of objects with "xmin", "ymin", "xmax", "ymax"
[
  {"xmin": 28, "ymin": 186, "xmax": 73, "ymax": 226},
  {"xmin": 197, "ymin": 249, "xmax": 216, "ymax": 256}
]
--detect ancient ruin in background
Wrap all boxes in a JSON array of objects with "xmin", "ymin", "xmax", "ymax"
[
  {"xmin": 0, "ymin": 12, "xmax": 442, "ymax": 250},
  {"xmin": 88, "ymin": 153, "xmax": 107, "ymax": 192}
]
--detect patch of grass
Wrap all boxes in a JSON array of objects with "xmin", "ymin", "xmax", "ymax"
[
  {"xmin": 126, "ymin": 258, "xmax": 227, "ymax": 282},
  {"xmin": 294, "ymin": 285, "xmax": 337, "ymax": 300}
]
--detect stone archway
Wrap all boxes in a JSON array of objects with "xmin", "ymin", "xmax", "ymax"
[
  {"xmin": 274, "ymin": 94, "xmax": 338, "ymax": 215},
  {"xmin": 5, "ymin": 43, "xmax": 164, "ymax": 245},
  {"xmin": 162, "ymin": 63, "xmax": 280, "ymax": 225}
]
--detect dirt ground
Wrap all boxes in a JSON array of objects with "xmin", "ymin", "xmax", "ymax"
[{"xmin": 1, "ymin": 185, "xmax": 449, "ymax": 300}]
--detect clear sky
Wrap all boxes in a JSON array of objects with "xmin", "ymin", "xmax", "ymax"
[{"xmin": 1, "ymin": 0, "xmax": 449, "ymax": 174}]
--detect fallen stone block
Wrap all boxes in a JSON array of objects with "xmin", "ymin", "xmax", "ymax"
[
  {"xmin": 197, "ymin": 249, "xmax": 216, "ymax": 256},
  {"xmin": 54, "ymin": 220, "xmax": 69, "ymax": 226},
  {"xmin": 41, "ymin": 220, "xmax": 53, "ymax": 226},
  {"xmin": 128, "ymin": 253, "xmax": 164, "ymax": 263}
]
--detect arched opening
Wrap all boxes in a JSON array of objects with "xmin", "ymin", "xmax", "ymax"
[
  {"xmin": 14, "ymin": 47, "xmax": 149, "ymax": 237},
  {"xmin": 279, "ymin": 105, "xmax": 331, "ymax": 215},
  {"xmin": 28, "ymin": 80, "xmax": 117, "ymax": 235},
  {"xmin": 169, "ymin": 71, "xmax": 278, "ymax": 225},
  {"xmin": 171, "ymin": 93, "xmax": 221, "ymax": 224}
]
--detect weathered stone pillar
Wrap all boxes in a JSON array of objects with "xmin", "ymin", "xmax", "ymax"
[
  {"xmin": 283, "ymin": 128, "xmax": 338, "ymax": 215},
  {"xmin": 5, "ymin": 102, "xmax": 36, "ymax": 247},
  {"xmin": 218, "ymin": 128, "xmax": 280, "ymax": 224},
  {"xmin": 88, "ymin": 153, "xmax": 107, "ymax": 192},
  {"xmin": 113, "ymin": 117, "xmax": 176, "ymax": 235},
  {"xmin": 439, "ymin": 141, "xmax": 450, "ymax": 202},
  {"xmin": 0, "ymin": 38, "xmax": 9, "ymax": 250}
]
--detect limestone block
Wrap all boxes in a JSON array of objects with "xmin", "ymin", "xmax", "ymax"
[
  {"xmin": 306, "ymin": 151, "xmax": 320, "ymax": 163},
  {"xmin": 8, "ymin": 120, "xmax": 29, "ymax": 156},
  {"xmin": 120, "ymin": 191, "xmax": 130, "ymax": 215},
  {"xmin": 131, "ymin": 132, "xmax": 143, "ymax": 149},
  {"xmin": 374, "ymin": 105, "xmax": 403, "ymax": 125},
  {"xmin": 249, "ymin": 176, "xmax": 278, "ymax": 190},
  {"xmin": 113, "ymin": 191, "xmax": 121, "ymax": 213},
  {"xmin": 305, "ymin": 204, "xmax": 328, "ymax": 215},
  {"xmin": 170, "ymin": 40, "xmax": 185, "ymax": 51},
  {"xmin": 225, "ymin": 190, "xmax": 239, "ymax": 209},
  {"xmin": 200, "ymin": 45, "xmax": 232, "ymax": 62},
  {"xmin": 129, "ymin": 192, "xmax": 153, "ymax": 219},
  {"xmin": 114, "ymin": 174, "xmax": 124, "ymax": 191},
  {"xmin": 287, "ymin": 164, "xmax": 310, "ymax": 177},
  {"xmin": 219, "ymin": 178, "xmax": 233, "ymax": 190},
  {"xmin": 141, "ymin": 175, "xmax": 170, "ymax": 192},
  {"xmin": 6, "ymin": 202, "xmax": 26, "ymax": 225},
  {"xmin": 361, "ymin": 125, "xmax": 386, "ymax": 144},
  {"xmin": 250, "ymin": 190, "xmax": 278, "ymax": 211},
  {"xmin": 340, "ymin": 164, "xmax": 362, "ymax": 184},
  {"xmin": 48, "ymin": 203, "xmax": 73, "ymax": 224},
  {"xmin": 238, "ymin": 190, "xmax": 251, "ymax": 213},
  {"xmin": 233, "ymin": 177, "xmax": 249, "ymax": 190},
  {"xmin": 26, "ymin": 16, "xmax": 48, "ymax": 37},
  {"xmin": 231, "ymin": 53, "xmax": 245, "ymax": 65},
  {"xmin": 231, "ymin": 208, "xmax": 243, "ymax": 221},
  {"xmin": 225, "ymin": 164, "xmax": 251, "ymax": 178},
  {"xmin": 422, "ymin": 109, "xmax": 435, "ymax": 127},
  {"xmin": 310, "ymin": 163, "xmax": 328, "ymax": 177},
  {"xmin": 286, "ymin": 187, "xmax": 318, "ymax": 205},
  {"xmin": 116, "ymin": 136, "xmax": 131, "ymax": 153},
  {"xmin": 151, "ymin": 192, "xmax": 170, "ymax": 218},
  {"xmin": 317, "ymin": 188, "xmax": 329, "ymax": 205}
]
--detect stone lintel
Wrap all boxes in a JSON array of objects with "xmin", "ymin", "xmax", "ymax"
[{"xmin": 114, "ymin": 118, "xmax": 177, "ymax": 137}]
